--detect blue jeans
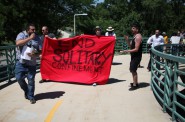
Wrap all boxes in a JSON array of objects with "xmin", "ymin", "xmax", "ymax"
[{"xmin": 15, "ymin": 61, "xmax": 36, "ymax": 100}]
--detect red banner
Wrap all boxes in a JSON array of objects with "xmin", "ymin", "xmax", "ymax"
[{"xmin": 40, "ymin": 35, "xmax": 115, "ymax": 85}]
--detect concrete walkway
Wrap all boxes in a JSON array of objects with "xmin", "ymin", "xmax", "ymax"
[{"xmin": 0, "ymin": 54, "xmax": 171, "ymax": 122}]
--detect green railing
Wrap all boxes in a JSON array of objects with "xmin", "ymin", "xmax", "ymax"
[
  {"xmin": 151, "ymin": 44, "xmax": 185, "ymax": 122},
  {"xmin": 0, "ymin": 46, "xmax": 16, "ymax": 82},
  {"xmin": 114, "ymin": 37, "xmax": 149, "ymax": 54},
  {"xmin": 0, "ymin": 45, "xmax": 40, "ymax": 82}
]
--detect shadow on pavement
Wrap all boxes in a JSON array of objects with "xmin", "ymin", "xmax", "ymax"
[
  {"xmin": 0, "ymin": 80, "xmax": 17, "ymax": 90},
  {"xmin": 128, "ymin": 82, "xmax": 150, "ymax": 91},
  {"xmin": 39, "ymin": 78, "xmax": 126, "ymax": 86},
  {"xmin": 112, "ymin": 62, "xmax": 122, "ymax": 65},
  {"xmin": 139, "ymin": 82, "xmax": 150, "ymax": 88},
  {"xmin": 42, "ymin": 80, "xmax": 92, "ymax": 86},
  {"xmin": 35, "ymin": 91, "xmax": 65, "ymax": 101},
  {"xmin": 107, "ymin": 78, "xmax": 126, "ymax": 84}
]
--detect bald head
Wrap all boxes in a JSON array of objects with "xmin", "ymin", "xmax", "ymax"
[{"xmin": 42, "ymin": 26, "xmax": 49, "ymax": 35}]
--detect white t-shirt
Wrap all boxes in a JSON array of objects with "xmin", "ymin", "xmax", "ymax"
[
  {"xmin": 105, "ymin": 32, "xmax": 116, "ymax": 38},
  {"xmin": 147, "ymin": 35, "xmax": 164, "ymax": 47},
  {"xmin": 170, "ymin": 36, "xmax": 181, "ymax": 44}
]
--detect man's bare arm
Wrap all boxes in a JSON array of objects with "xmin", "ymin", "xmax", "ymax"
[{"xmin": 16, "ymin": 33, "xmax": 35, "ymax": 46}]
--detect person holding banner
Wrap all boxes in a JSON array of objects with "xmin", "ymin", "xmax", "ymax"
[
  {"xmin": 95, "ymin": 26, "xmax": 102, "ymax": 37},
  {"xmin": 121, "ymin": 23, "xmax": 142, "ymax": 90},
  {"xmin": 40, "ymin": 26, "xmax": 55, "ymax": 47},
  {"xmin": 105, "ymin": 26, "xmax": 116, "ymax": 39},
  {"xmin": 39, "ymin": 26, "xmax": 56, "ymax": 83},
  {"xmin": 93, "ymin": 26, "xmax": 104, "ymax": 86},
  {"xmin": 92, "ymin": 26, "xmax": 102, "ymax": 86},
  {"xmin": 15, "ymin": 23, "xmax": 42, "ymax": 104}
]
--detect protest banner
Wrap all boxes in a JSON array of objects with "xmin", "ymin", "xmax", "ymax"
[{"xmin": 40, "ymin": 35, "xmax": 115, "ymax": 85}]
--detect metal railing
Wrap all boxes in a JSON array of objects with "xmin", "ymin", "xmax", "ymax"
[
  {"xmin": 0, "ymin": 45, "xmax": 40, "ymax": 82},
  {"xmin": 151, "ymin": 44, "xmax": 185, "ymax": 122},
  {"xmin": 114, "ymin": 37, "xmax": 149, "ymax": 54},
  {"xmin": 0, "ymin": 46, "xmax": 16, "ymax": 82}
]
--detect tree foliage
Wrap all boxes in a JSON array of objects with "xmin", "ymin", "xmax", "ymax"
[
  {"xmin": 0, "ymin": 0, "xmax": 185, "ymax": 45},
  {"xmin": 0, "ymin": 0, "xmax": 93, "ymax": 44},
  {"xmin": 98, "ymin": 0, "xmax": 185, "ymax": 36}
]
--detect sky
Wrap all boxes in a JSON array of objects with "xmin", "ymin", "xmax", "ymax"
[{"xmin": 96, "ymin": 0, "xmax": 104, "ymax": 3}]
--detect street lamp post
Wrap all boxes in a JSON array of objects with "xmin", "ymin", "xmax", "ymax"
[{"xmin": 74, "ymin": 13, "xmax": 88, "ymax": 36}]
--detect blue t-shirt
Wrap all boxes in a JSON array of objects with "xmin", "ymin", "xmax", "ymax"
[{"xmin": 16, "ymin": 31, "xmax": 42, "ymax": 66}]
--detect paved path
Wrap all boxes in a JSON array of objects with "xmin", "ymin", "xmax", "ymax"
[{"xmin": 0, "ymin": 54, "xmax": 171, "ymax": 122}]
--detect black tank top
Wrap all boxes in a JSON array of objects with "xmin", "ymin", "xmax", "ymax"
[{"xmin": 130, "ymin": 36, "xmax": 142, "ymax": 58}]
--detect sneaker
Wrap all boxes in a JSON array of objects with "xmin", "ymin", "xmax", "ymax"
[
  {"xmin": 30, "ymin": 99, "xmax": 36, "ymax": 104},
  {"xmin": 138, "ymin": 65, "xmax": 144, "ymax": 68},
  {"xmin": 92, "ymin": 83, "xmax": 97, "ymax": 86},
  {"xmin": 130, "ymin": 83, "xmax": 139, "ymax": 87},
  {"xmin": 39, "ymin": 79, "xmax": 45, "ymax": 83},
  {"xmin": 129, "ymin": 85, "xmax": 139, "ymax": 91}
]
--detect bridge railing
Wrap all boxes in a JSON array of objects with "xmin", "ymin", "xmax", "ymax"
[
  {"xmin": 0, "ymin": 45, "xmax": 40, "ymax": 82},
  {"xmin": 151, "ymin": 44, "xmax": 185, "ymax": 122},
  {"xmin": 0, "ymin": 46, "xmax": 16, "ymax": 82},
  {"xmin": 114, "ymin": 37, "xmax": 149, "ymax": 54}
]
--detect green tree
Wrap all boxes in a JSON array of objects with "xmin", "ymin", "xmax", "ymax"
[
  {"xmin": 0, "ymin": 0, "xmax": 185, "ymax": 45},
  {"xmin": 0, "ymin": 0, "xmax": 94, "ymax": 44}
]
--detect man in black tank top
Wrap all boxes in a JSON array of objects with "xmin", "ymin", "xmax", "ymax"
[{"xmin": 121, "ymin": 23, "xmax": 142, "ymax": 90}]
